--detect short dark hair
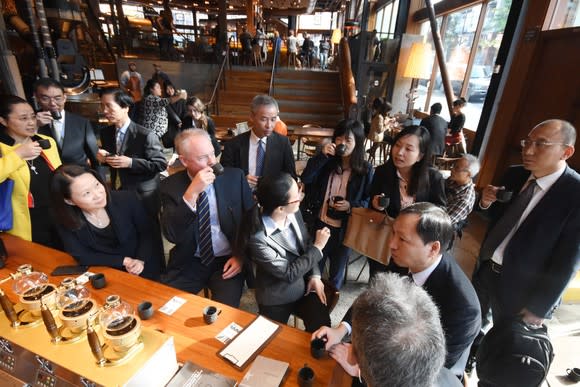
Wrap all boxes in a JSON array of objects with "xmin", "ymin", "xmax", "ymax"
[
  {"xmin": 332, "ymin": 119, "xmax": 369, "ymax": 175},
  {"xmin": 144, "ymin": 79, "xmax": 160, "ymax": 97},
  {"xmin": 50, "ymin": 165, "xmax": 111, "ymax": 230},
  {"xmin": 0, "ymin": 95, "xmax": 29, "ymax": 119},
  {"xmin": 430, "ymin": 102, "xmax": 442, "ymax": 115},
  {"xmin": 453, "ymin": 97, "xmax": 466, "ymax": 107},
  {"xmin": 399, "ymin": 202, "xmax": 454, "ymax": 251},
  {"xmin": 33, "ymin": 78, "xmax": 65, "ymax": 94},
  {"xmin": 255, "ymin": 173, "xmax": 294, "ymax": 216},
  {"xmin": 387, "ymin": 125, "xmax": 432, "ymax": 196},
  {"xmin": 352, "ymin": 273, "xmax": 446, "ymax": 387},
  {"xmin": 100, "ymin": 88, "xmax": 134, "ymax": 108}
]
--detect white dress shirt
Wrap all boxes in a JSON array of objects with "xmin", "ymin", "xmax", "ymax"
[
  {"xmin": 52, "ymin": 110, "xmax": 65, "ymax": 147},
  {"xmin": 492, "ymin": 165, "xmax": 566, "ymax": 265},
  {"xmin": 248, "ymin": 130, "xmax": 268, "ymax": 176}
]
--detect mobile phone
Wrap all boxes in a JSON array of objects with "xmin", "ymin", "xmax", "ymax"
[
  {"xmin": 332, "ymin": 195, "xmax": 344, "ymax": 202},
  {"xmin": 51, "ymin": 265, "xmax": 89, "ymax": 276}
]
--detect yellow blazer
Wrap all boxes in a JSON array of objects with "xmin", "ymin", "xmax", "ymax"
[{"xmin": 0, "ymin": 134, "xmax": 61, "ymax": 241}]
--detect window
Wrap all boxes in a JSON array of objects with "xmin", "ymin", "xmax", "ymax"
[
  {"xmin": 375, "ymin": 1, "xmax": 399, "ymax": 40},
  {"xmin": 546, "ymin": 0, "xmax": 580, "ymax": 29},
  {"xmin": 414, "ymin": 0, "xmax": 512, "ymax": 131}
]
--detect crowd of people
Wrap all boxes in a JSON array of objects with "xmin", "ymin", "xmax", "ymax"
[{"xmin": 1, "ymin": 84, "xmax": 578, "ymax": 386}]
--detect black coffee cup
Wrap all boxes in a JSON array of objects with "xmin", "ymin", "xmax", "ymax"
[
  {"xmin": 138, "ymin": 301, "xmax": 154, "ymax": 320},
  {"xmin": 298, "ymin": 365, "xmax": 315, "ymax": 387},
  {"xmin": 203, "ymin": 305, "xmax": 220, "ymax": 324},
  {"xmin": 378, "ymin": 195, "xmax": 390, "ymax": 208},
  {"xmin": 496, "ymin": 188, "xmax": 513, "ymax": 203},
  {"xmin": 567, "ymin": 367, "xmax": 580, "ymax": 382},
  {"xmin": 335, "ymin": 143, "xmax": 346, "ymax": 157},
  {"xmin": 37, "ymin": 139, "xmax": 51, "ymax": 149},
  {"xmin": 310, "ymin": 338, "xmax": 326, "ymax": 359},
  {"xmin": 212, "ymin": 162, "xmax": 225, "ymax": 176},
  {"xmin": 51, "ymin": 110, "xmax": 62, "ymax": 120},
  {"xmin": 332, "ymin": 195, "xmax": 344, "ymax": 203},
  {"xmin": 90, "ymin": 273, "xmax": 106, "ymax": 289}
]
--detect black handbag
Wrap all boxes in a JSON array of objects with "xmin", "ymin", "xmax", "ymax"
[{"xmin": 476, "ymin": 320, "xmax": 554, "ymax": 387}]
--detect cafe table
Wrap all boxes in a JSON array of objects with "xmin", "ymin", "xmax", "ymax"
[
  {"xmin": 288, "ymin": 127, "xmax": 335, "ymax": 160},
  {"xmin": 0, "ymin": 234, "xmax": 350, "ymax": 386}
]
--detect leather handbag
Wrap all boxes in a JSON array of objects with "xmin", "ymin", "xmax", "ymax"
[
  {"xmin": 0, "ymin": 179, "xmax": 15, "ymax": 231},
  {"xmin": 343, "ymin": 208, "xmax": 393, "ymax": 265}
]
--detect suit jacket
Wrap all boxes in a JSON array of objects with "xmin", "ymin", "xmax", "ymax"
[
  {"xmin": 38, "ymin": 111, "xmax": 98, "ymax": 167},
  {"xmin": 160, "ymin": 168, "xmax": 254, "ymax": 282},
  {"xmin": 221, "ymin": 130, "xmax": 296, "ymax": 179},
  {"xmin": 480, "ymin": 165, "xmax": 580, "ymax": 318},
  {"xmin": 248, "ymin": 211, "xmax": 322, "ymax": 306},
  {"xmin": 99, "ymin": 121, "xmax": 167, "ymax": 194},
  {"xmin": 370, "ymin": 164, "xmax": 447, "ymax": 217},
  {"xmin": 55, "ymin": 191, "xmax": 162, "ymax": 279},
  {"xmin": 344, "ymin": 254, "xmax": 481, "ymax": 369},
  {"xmin": 420, "ymin": 114, "xmax": 447, "ymax": 156}
]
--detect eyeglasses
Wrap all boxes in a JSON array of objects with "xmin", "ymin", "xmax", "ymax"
[
  {"xmin": 520, "ymin": 139, "xmax": 568, "ymax": 149},
  {"xmin": 286, "ymin": 191, "xmax": 305, "ymax": 205},
  {"xmin": 38, "ymin": 95, "xmax": 64, "ymax": 103}
]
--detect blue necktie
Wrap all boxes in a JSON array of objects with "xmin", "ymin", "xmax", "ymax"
[
  {"xmin": 197, "ymin": 191, "xmax": 214, "ymax": 266},
  {"xmin": 256, "ymin": 139, "xmax": 265, "ymax": 176}
]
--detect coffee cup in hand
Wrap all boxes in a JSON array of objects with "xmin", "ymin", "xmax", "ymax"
[
  {"xmin": 310, "ymin": 338, "xmax": 326, "ymax": 359},
  {"xmin": 335, "ymin": 143, "xmax": 347, "ymax": 157},
  {"xmin": 211, "ymin": 162, "xmax": 225, "ymax": 176},
  {"xmin": 496, "ymin": 188, "xmax": 513, "ymax": 203},
  {"xmin": 378, "ymin": 195, "xmax": 390, "ymax": 209}
]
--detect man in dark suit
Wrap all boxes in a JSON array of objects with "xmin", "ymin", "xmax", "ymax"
[
  {"xmin": 420, "ymin": 102, "xmax": 447, "ymax": 157},
  {"xmin": 221, "ymin": 95, "xmax": 296, "ymax": 190},
  {"xmin": 473, "ymin": 119, "xmax": 579, "ymax": 329},
  {"xmin": 160, "ymin": 129, "xmax": 254, "ymax": 307},
  {"xmin": 313, "ymin": 203, "xmax": 481, "ymax": 375},
  {"xmin": 96, "ymin": 88, "xmax": 167, "ymax": 214},
  {"xmin": 34, "ymin": 78, "xmax": 98, "ymax": 167}
]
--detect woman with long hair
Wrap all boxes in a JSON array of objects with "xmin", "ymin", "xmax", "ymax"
[
  {"xmin": 0, "ymin": 95, "xmax": 61, "ymax": 247},
  {"xmin": 369, "ymin": 125, "xmax": 446, "ymax": 274},
  {"xmin": 183, "ymin": 96, "xmax": 220, "ymax": 156},
  {"xmin": 241, "ymin": 173, "xmax": 331, "ymax": 332},
  {"xmin": 301, "ymin": 119, "xmax": 374, "ymax": 289},
  {"xmin": 50, "ymin": 164, "xmax": 162, "ymax": 279}
]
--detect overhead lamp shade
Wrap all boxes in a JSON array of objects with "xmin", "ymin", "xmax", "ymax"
[
  {"xmin": 331, "ymin": 29, "xmax": 342, "ymax": 44},
  {"xmin": 403, "ymin": 42, "xmax": 432, "ymax": 79}
]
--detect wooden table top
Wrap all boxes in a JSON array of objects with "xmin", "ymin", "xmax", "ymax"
[
  {"xmin": 289, "ymin": 127, "xmax": 335, "ymax": 137},
  {"xmin": 0, "ymin": 234, "xmax": 349, "ymax": 386}
]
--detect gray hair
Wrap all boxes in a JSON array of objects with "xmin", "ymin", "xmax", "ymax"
[
  {"xmin": 174, "ymin": 128, "xmax": 211, "ymax": 156},
  {"xmin": 250, "ymin": 94, "xmax": 279, "ymax": 114},
  {"xmin": 535, "ymin": 119, "xmax": 576, "ymax": 147},
  {"xmin": 352, "ymin": 273, "xmax": 446, "ymax": 387},
  {"xmin": 462, "ymin": 154, "xmax": 480, "ymax": 178}
]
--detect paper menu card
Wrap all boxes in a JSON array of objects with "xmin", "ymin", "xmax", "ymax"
[{"xmin": 219, "ymin": 315, "xmax": 280, "ymax": 370}]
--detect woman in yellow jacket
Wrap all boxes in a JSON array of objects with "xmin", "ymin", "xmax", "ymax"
[{"xmin": 0, "ymin": 95, "xmax": 61, "ymax": 246}]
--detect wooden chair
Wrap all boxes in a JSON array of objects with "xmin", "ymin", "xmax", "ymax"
[{"xmin": 300, "ymin": 124, "xmax": 325, "ymax": 160}]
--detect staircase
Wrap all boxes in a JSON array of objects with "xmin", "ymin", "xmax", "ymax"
[{"xmin": 213, "ymin": 67, "xmax": 344, "ymax": 129}]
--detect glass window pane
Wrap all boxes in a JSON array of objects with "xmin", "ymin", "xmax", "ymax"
[
  {"xmin": 389, "ymin": 1, "xmax": 399, "ymax": 36},
  {"xmin": 547, "ymin": 0, "xmax": 580, "ymax": 29}
]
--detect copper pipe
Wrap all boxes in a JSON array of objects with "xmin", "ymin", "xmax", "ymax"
[{"xmin": 424, "ymin": 0, "xmax": 454, "ymax": 116}]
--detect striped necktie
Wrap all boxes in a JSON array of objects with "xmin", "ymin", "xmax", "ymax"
[
  {"xmin": 256, "ymin": 138, "xmax": 265, "ymax": 177},
  {"xmin": 197, "ymin": 191, "xmax": 214, "ymax": 266}
]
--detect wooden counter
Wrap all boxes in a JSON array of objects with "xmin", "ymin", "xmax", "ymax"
[{"xmin": 0, "ymin": 234, "xmax": 349, "ymax": 387}]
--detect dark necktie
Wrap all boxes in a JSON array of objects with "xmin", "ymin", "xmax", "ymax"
[
  {"xmin": 479, "ymin": 179, "xmax": 537, "ymax": 262},
  {"xmin": 256, "ymin": 139, "xmax": 265, "ymax": 177},
  {"xmin": 197, "ymin": 191, "xmax": 214, "ymax": 266}
]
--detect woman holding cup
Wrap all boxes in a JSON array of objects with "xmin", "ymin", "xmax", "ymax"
[
  {"xmin": 0, "ymin": 95, "xmax": 61, "ymax": 246},
  {"xmin": 300, "ymin": 119, "xmax": 373, "ymax": 289}
]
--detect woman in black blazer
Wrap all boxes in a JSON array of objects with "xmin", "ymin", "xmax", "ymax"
[
  {"xmin": 50, "ymin": 165, "xmax": 162, "ymax": 280},
  {"xmin": 301, "ymin": 119, "xmax": 373, "ymax": 289},
  {"xmin": 369, "ymin": 125, "xmax": 446, "ymax": 275},
  {"xmin": 241, "ymin": 173, "xmax": 331, "ymax": 332}
]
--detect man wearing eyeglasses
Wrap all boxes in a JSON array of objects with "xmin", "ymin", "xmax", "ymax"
[
  {"xmin": 34, "ymin": 78, "xmax": 98, "ymax": 167},
  {"xmin": 468, "ymin": 119, "xmax": 579, "ymax": 370},
  {"xmin": 160, "ymin": 129, "xmax": 254, "ymax": 307}
]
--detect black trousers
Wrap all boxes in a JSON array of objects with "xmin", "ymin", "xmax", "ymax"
[{"xmin": 259, "ymin": 292, "xmax": 331, "ymax": 333}]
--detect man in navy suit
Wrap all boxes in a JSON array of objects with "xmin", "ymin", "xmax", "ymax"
[
  {"xmin": 35, "ymin": 78, "xmax": 98, "ymax": 167},
  {"xmin": 221, "ymin": 95, "xmax": 296, "ymax": 190},
  {"xmin": 160, "ymin": 129, "xmax": 254, "ymax": 307},
  {"xmin": 313, "ymin": 203, "xmax": 481, "ymax": 376},
  {"xmin": 97, "ymin": 88, "xmax": 167, "ymax": 214},
  {"xmin": 473, "ymin": 119, "xmax": 579, "ymax": 328}
]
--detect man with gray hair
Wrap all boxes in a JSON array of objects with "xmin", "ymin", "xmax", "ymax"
[
  {"xmin": 160, "ymin": 129, "xmax": 254, "ymax": 307},
  {"xmin": 221, "ymin": 95, "xmax": 296, "ymax": 189},
  {"xmin": 347, "ymin": 273, "xmax": 460, "ymax": 387},
  {"xmin": 446, "ymin": 154, "xmax": 480, "ymax": 232}
]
